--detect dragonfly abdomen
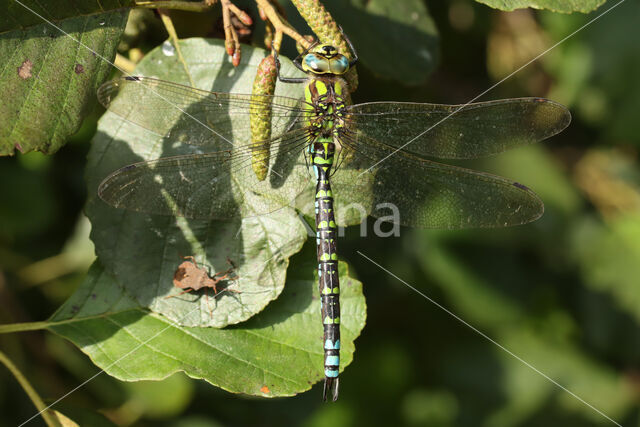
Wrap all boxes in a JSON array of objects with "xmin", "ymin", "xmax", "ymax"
[
  {"xmin": 312, "ymin": 138, "xmax": 341, "ymax": 401},
  {"xmin": 304, "ymin": 77, "xmax": 347, "ymax": 401}
]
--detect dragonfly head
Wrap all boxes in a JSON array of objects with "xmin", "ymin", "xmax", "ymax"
[{"xmin": 302, "ymin": 44, "xmax": 350, "ymax": 76}]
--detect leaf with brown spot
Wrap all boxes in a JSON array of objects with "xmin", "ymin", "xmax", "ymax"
[
  {"xmin": 47, "ymin": 255, "xmax": 366, "ymax": 398},
  {"xmin": 0, "ymin": 1, "xmax": 134, "ymax": 156}
]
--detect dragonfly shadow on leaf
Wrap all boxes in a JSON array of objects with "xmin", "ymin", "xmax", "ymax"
[{"xmin": 91, "ymin": 59, "xmax": 311, "ymax": 328}]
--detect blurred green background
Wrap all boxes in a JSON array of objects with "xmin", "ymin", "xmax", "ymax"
[{"xmin": 1, "ymin": 0, "xmax": 639, "ymax": 425}]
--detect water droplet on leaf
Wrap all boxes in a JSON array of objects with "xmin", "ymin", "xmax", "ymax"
[{"xmin": 162, "ymin": 40, "xmax": 176, "ymax": 57}]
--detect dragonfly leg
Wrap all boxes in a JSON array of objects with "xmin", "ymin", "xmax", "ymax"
[
  {"xmin": 273, "ymin": 47, "xmax": 307, "ymax": 84},
  {"xmin": 337, "ymin": 25, "xmax": 358, "ymax": 67}
]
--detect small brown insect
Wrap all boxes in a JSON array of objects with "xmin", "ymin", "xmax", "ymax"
[{"xmin": 167, "ymin": 256, "xmax": 239, "ymax": 317}]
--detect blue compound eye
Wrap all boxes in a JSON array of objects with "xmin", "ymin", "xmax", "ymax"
[
  {"xmin": 304, "ymin": 54, "xmax": 330, "ymax": 73},
  {"xmin": 330, "ymin": 55, "xmax": 350, "ymax": 74}
]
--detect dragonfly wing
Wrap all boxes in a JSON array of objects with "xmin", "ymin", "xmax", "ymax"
[
  {"xmin": 333, "ymin": 134, "xmax": 543, "ymax": 228},
  {"xmin": 97, "ymin": 77, "xmax": 307, "ymax": 149},
  {"xmin": 345, "ymin": 98, "xmax": 570, "ymax": 159},
  {"xmin": 98, "ymin": 130, "xmax": 313, "ymax": 219}
]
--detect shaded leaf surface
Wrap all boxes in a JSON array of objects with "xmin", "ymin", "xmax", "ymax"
[
  {"xmin": 0, "ymin": 2, "xmax": 128, "ymax": 155},
  {"xmin": 49, "ymin": 258, "xmax": 366, "ymax": 397}
]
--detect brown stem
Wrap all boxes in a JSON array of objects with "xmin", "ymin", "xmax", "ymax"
[
  {"xmin": 220, "ymin": 0, "xmax": 253, "ymax": 66},
  {"xmin": 255, "ymin": 0, "xmax": 310, "ymax": 51}
]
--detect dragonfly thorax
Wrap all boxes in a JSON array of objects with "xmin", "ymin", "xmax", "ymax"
[{"xmin": 305, "ymin": 79, "xmax": 347, "ymax": 138}]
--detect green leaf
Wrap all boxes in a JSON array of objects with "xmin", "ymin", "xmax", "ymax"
[
  {"xmin": 0, "ymin": 1, "xmax": 135, "ymax": 32},
  {"xmin": 0, "ymin": 2, "xmax": 130, "ymax": 156},
  {"xmin": 475, "ymin": 0, "xmax": 606, "ymax": 13},
  {"xmin": 86, "ymin": 39, "xmax": 311, "ymax": 328},
  {"xmin": 49, "ymin": 258, "xmax": 366, "ymax": 397}
]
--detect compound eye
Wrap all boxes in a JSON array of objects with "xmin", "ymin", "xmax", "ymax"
[
  {"xmin": 304, "ymin": 54, "xmax": 330, "ymax": 73},
  {"xmin": 329, "ymin": 55, "xmax": 350, "ymax": 74}
]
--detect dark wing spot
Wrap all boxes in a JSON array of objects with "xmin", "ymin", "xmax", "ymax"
[
  {"xmin": 74, "ymin": 64, "xmax": 85, "ymax": 74},
  {"xmin": 125, "ymin": 76, "xmax": 141, "ymax": 81}
]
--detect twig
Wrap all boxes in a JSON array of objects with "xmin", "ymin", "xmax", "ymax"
[
  {"xmin": 255, "ymin": 0, "xmax": 310, "ymax": 52},
  {"xmin": 135, "ymin": 0, "xmax": 216, "ymax": 12},
  {"xmin": 0, "ymin": 350, "xmax": 62, "ymax": 427},
  {"xmin": 220, "ymin": 0, "xmax": 253, "ymax": 66},
  {"xmin": 114, "ymin": 53, "xmax": 136, "ymax": 73},
  {"xmin": 158, "ymin": 8, "xmax": 196, "ymax": 86}
]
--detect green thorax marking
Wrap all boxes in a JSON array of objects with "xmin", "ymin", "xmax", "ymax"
[{"xmin": 304, "ymin": 79, "xmax": 346, "ymax": 135}]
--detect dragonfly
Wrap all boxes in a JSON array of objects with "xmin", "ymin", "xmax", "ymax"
[{"xmin": 96, "ymin": 33, "xmax": 570, "ymax": 402}]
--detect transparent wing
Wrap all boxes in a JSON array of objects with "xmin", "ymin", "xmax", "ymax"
[
  {"xmin": 345, "ymin": 98, "xmax": 570, "ymax": 159},
  {"xmin": 97, "ymin": 76, "xmax": 309, "ymax": 149},
  {"xmin": 98, "ymin": 129, "xmax": 313, "ymax": 219},
  {"xmin": 332, "ymin": 132, "xmax": 543, "ymax": 228}
]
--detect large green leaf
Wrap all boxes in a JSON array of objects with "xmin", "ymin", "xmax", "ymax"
[
  {"xmin": 0, "ymin": 1, "xmax": 135, "ymax": 31},
  {"xmin": 83, "ymin": 38, "xmax": 367, "ymax": 395},
  {"xmin": 0, "ymin": 1, "xmax": 130, "ymax": 156},
  {"xmin": 49, "ymin": 257, "xmax": 366, "ymax": 397},
  {"xmin": 86, "ymin": 39, "xmax": 311, "ymax": 328},
  {"xmin": 475, "ymin": 0, "xmax": 606, "ymax": 13}
]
